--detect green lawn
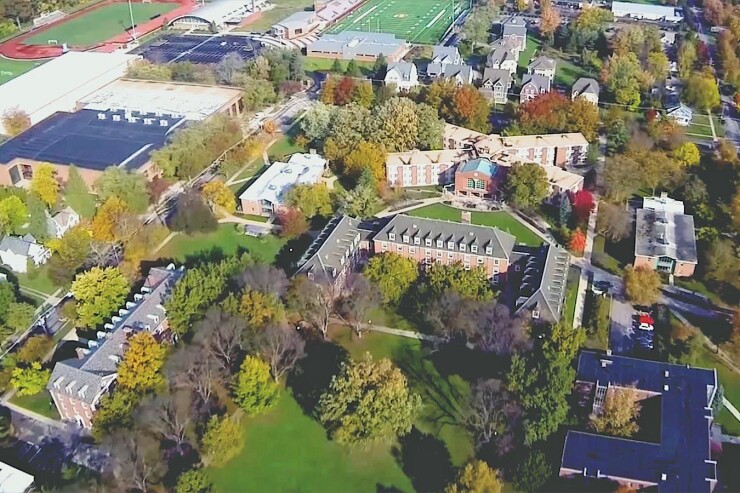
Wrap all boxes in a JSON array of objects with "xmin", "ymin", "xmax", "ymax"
[
  {"xmin": 303, "ymin": 58, "xmax": 375, "ymax": 75},
  {"xmin": 236, "ymin": 0, "xmax": 314, "ymax": 32},
  {"xmin": 367, "ymin": 306, "xmax": 420, "ymax": 333},
  {"xmin": 694, "ymin": 347, "xmax": 740, "ymax": 435},
  {"xmin": 518, "ymin": 34, "xmax": 541, "ymax": 72},
  {"xmin": 591, "ymin": 235, "xmax": 627, "ymax": 276},
  {"xmin": 552, "ymin": 53, "xmax": 592, "ymax": 87},
  {"xmin": 686, "ymin": 113, "xmax": 725, "ymax": 139},
  {"xmin": 157, "ymin": 224, "xmax": 286, "ymax": 264},
  {"xmin": 563, "ymin": 265, "xmax": 580, "ymax": 328},
  {"xmin": 10, "ymin": 390, "xmax": 60, "ymax": 420},
  {"xmin": 268, "ymin": 132, "xmax": 308, "ymax": 161},
  {"xmin": 408, "ymin": 204, "xmax": 544, "ymax": 246},
  {"xmin": 16, "ymin": 265, "xmax": 61, "ymax": 297},
  {"xmin": 0, "ymin": 58, "xmax": 44, "ymax": 85},
  {"xmin": 23, "ymin": 2, "xmax": 177, "ymax": 47}
]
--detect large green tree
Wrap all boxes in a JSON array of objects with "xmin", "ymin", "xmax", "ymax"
[
  {"xmin": 364, "ymin": 253, "xmax": 419, "ymax": 304},
  {"xmin": 507, "ymin": 323, "xmax": 585, "ymax": 444},
  {"xmin": 200, "ymin": 414, "xmax": 245, "ymax": 467},
  {"xmin": 504, "ymin": 162, "xmax": 549, "ymax": 210},
  {"xmin": 590, "ymin": 386, "xmax": 641, "ymax": 437},
  {"xmin": 371, "ymin": 97, "xmax": 419, "ymax": 152},
  {"xmin": 623, "ymin": 265, "xmax": 661, "ymax": 305},
  {"xmin": 0, "ymin": 196, "xmax": 27, "ymax": 235},
  {"xmin": 285, "ymin": 183, "xmax": 333, "ymax": 218},
  {"xmin": 233, "ymin": 355, "xmax": 280, "ymax": 416},
  {"xmin": 95, "ymin": 167, "xmax": 151, "ymax": 213},
  {"xmin": 64, "ymin": 166, "xmax": 96, "ymax": 219},
  {"xmin": 11, "ymin": 362, "xmax": 50, "ymax": 396},
  {"xmin": 426, "ymin": 263, "xmax": 493, "ymax": 301},
  {"xmin": 71, "ymin": 267, "xmax": 130, "ymax": 328},
  {"xmin": 117, "ymin": 332, "xmax": 167, "ymax": 393},
  {"xmin": 318, "ymin": 353, "xmax": 422, "ymax": 447},
  {"xmin": 445, "ymin": 460, "xmax": 502, "ymax": 493},
  {"xmin": 48, "ymin": 226, "xmax": 92, "ymax": 284},
  {"xmin": 683, "ymin": 72, "xmax": 721, "ymax": 110}
]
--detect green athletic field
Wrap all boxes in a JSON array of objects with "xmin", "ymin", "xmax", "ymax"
[
  {"xmin": 23, "ymin": 2, "xmax": 177, "ymax": 47},
  {"xmin": 0, "ymin": 58, "xmax": 44, "ymax": 85},
  {"xmin": 327, "ymin": 0, "xmax": 466, "ymax": 45}
]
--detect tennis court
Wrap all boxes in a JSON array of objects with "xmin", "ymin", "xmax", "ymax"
[
  {"xmin": 22, "ymin": 2, "xmax": 178, "ymax": 47},
  {"xmin": 0, "ymin": 58, "xmax": 43, "ymax": 85},
  {"xmin": 327, "ymin": 0, "xmax": 466, "ymax": 44}
]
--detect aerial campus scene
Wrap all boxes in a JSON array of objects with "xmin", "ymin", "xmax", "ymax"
[{"xmin": 0, "ymin": 0, "xmax": 740, "ymax": 490}]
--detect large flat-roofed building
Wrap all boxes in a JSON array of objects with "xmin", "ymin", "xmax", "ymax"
[
  {"xmin": 611, "ymin": 1, "xmax": 683, "ymax": 23},
  {"xmin": 239, "ymin": 153, "xmax": 326, "ymax": 216},
  {"xmin": 169, "ymin": 0, "xmax": 269, "ymax": 30},
  {"xmin": 78, "ymin": 79, "xmax": 244, "ymax": 120},
  {"xmin": 306, "ymin": 31, "xmax": 410, "ymax": 62},
  {"xmin": 560, "ymin": 351, "xmax": 718, "ymax": 492},
  {"xmin": 634, "ymin": 193, "xmax": 697, "ymax": 277},
  {"xmin": 372, "ymin": 214, "xmax": 516, "ymax": 284},
  {"xmin": 47, "ymin": 266, "xmax": 183, "ymax": 429},
  {"xmin": 386, "ymin": 148, "xmax": 470, "ymax": 187},
  {"xmin": 0, "ymin": 109, "xmax": 186, "ymax": 187},
  {"xmin": 0, "ymin": 52, "xmax": 140, "ymax": 135},
  {"xmin": 271, "ymin": 11, "xmax": 323, "ymax": 39}
]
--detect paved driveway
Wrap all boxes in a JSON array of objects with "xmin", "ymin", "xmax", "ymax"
[{"xmin": 609, "ymin": 294, "xmax": 634, "ymax": 355}]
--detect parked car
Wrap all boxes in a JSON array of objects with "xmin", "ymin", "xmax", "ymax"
[{"xmin": 638, "ymin": 322, "xmax": 654, "ymax": 331}]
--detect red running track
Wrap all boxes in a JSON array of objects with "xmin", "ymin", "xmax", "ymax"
[{"xmin": 0, "ymin": 0, "xmax": 197, "ymax": 60}]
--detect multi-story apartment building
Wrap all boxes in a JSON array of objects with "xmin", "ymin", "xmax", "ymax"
[
  {"xmin": 372, "ymin": 214, "xmax": 516, "ymax": 284},
  {"xmin": 47, "ymin": 265, "xmax": 183, "ymax": 428},
  {"xmin": 385, "ymin": 149, "xmax": 470, "ymax": 187}
]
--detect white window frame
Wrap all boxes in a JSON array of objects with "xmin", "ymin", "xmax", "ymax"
[
  {"xmin": 486, "ymin": 247, "xmax": 493, "ymax": 255},
  {"xmin": 426, "ymin": 238, "xmax": 432, "ymax": 247},
  {"xmin": 448, "ymin": 241, "xmax": 454, "ymax": 250},
  {"xmin": 471, "ymin": 245, "xmax": 478, "ymax": 253},
  {"xmin": 460, "ymin": 244, "xmax": 466, "ymax": 252},
  {"xmin": 414, "ymin": 237, "xmax": 420, "ymax": 245},
  {"xmin": 403, "ymin": 235, "xmax": 410, "ymax": 243},
  {"xmin": 389, "ymin": 233, "xmax": 396, "ymax": 241}
]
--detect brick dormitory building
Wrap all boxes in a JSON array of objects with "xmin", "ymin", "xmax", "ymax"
[
  {"xmin": 47, "ymin": 265, "xmax": 183, "ymax": 428},
  {"xmin": 385, "ymin": 124, "xmax": 587, "ymax": 200},
  {"xmin": 295, "ymin": 213, "xmax": 571, "ymax": 323}
]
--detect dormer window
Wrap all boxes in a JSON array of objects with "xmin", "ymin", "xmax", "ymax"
[
  {"xmin": 389, "ymin": 233, "xmax": 396, "ymax": 241},
  {"xmin": 486, "ymin": 246, "xmax": 493, "ymax": 255},
  {"xmin": 425, "ymin": 238, "xmax": 432, "ymax": 247},
  {"xmin": 471, "ymin": 245, "xmax": 478, "ymax": 253},
  {"xmin": 436, "ymin": 240, "xmax": 443, "ymax": 248},
  {"xmin": 414, "ymin": 237, "xmax": 420, "ymax": 245},
  {"xmin": 448, "ymin": 241, "xmax": 454, "ymax": 250},
  {"xmin": 460, "ymin": 244, "xmax": 466, "ymax": 252},
  {"xmin": 402, "ymin": 235, "xmax": 409, "ymax": 243}
]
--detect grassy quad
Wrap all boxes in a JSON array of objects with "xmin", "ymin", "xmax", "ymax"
[
  {"xmin": 0, "ymin": 58, "xmax": 44, "ymax": 85},
  {"xmin": 407, "ymin": 203, "xmax": 544, "ymax": 247},
  {"xmin": 23, "ymin": 2, "xmax": 178, "ymax": 47},
  {"xmin": 326, "ymin": 0, "xmax": 463, "ymax": 45},
  {"xmin": 209, "ymin": 329, "xmax": 474, "ymax": 492}
]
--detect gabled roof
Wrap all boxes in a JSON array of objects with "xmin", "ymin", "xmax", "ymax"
[
  {"xmin": 431, "ymin": 45, "xmax": 460, "ymax": 65},
  {"xmin": 238, "ymin": 153, "xmax": 326, "ymax": 206},
  {"xmin": 375, "ymin": 214, "xmax": 517, "ymax": 260},
  {"xmin": 572, "ymin": 77, "xmax": 600, "ymax": 98},
  {"xmin": 528, "ymin": 56, "xmax": 557, "ymax": 72},
  {"xmin": 47, "ymin": 266, "xmax": 183, "ymax": 405},
  {"xmin": 634, "ymin": 203, "xmax": 697, "ymax": 264},
  {"xmin": 386, "ymin": 148, "xmax": 472, "ymax": 167},
  {"xmin": 0, "ymin": 235, "xmax": 40, "ymax": 256},
  {"xmin": 502, "ymin": 15, "xmax": 527, "ymax": 37},
  {"xmin": 487, "ymin": 46, "xmax": 518, "ymax": 67},
  {"xmin": 385, "ymin": 62, "xmax": 417, "ymax": 81},
  {"xmin": 296, "ymin": 215, "xmax": 368, "ymax": 279},
  {"xmin": 521, "ymin": 73, "xmax": 551, "ymax": 92},
  {"xmin": 512, "ymin": 243, "xmax": 570, "ymax": 322},
  {"xmin": 458, "ymin": 157, "xmax": 498, "ymax": 177},
  {"xmin": 481, "ymin": 68, "xmax": 511, "ymax": 87},
  {"xmin": 442, "ymin": 64, "xmax": 473, "ymax": 81}
]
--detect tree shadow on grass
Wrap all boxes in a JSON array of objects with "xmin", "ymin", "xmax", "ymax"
[
  {"xmin": 275, "ymin": 234, "xmax": 313, "ymax": 275},
  {"xmin": 391, "ymin": 344, "xmax": 466, "ymax": 432},
  {"xmin": 286, "ymin": 337, "xmax": 349, "ymax": 417},
  {"xmin": 393, "ymin": 427, "xmax": 454, "ymax": 493},
  {"xmin": 430, "ymin": 344, "xmax": 506, "ymax": 382}
]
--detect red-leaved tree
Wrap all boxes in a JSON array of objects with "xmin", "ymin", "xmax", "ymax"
[
  {"xmin": 334, "ymin": 77, "xmax": 356, "ymax": 106},
  {"xmin": 516, "ymin": 92, "xmax": 570, "ymax": 134},
  {"xmin": 279, "ymin": 208, "xmax": 308, "ymax": 239},
  {"xmin": 572, "ymin": 189, "xmax": 595, "ymax": 223}
]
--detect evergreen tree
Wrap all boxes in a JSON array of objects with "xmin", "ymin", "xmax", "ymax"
[
  {"xmin": 345, "ymin": 59, "xmax": 361, "ymax": 77},
  {"xmin": 26, "ymin": 193, "xmax": 49, "ymax": 241},
  {"xmin": 558, "ymin": 193, "xmax": 572, "ymax": 228},
  {"xmin": 64, "ymin": 166, "xmax": 96, "ymax": 219},
  {"xmin": 331, "ymin": 58, "xmax": 343, "ymax": 74},
  {"xmin": 373, "ymin": 53, "xmax": 387, "ymax": 79}
]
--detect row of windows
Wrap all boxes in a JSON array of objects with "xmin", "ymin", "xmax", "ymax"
[
  {"xmin": 386, "ymin": 233, "xmax": 494, "ymax": 255},
  {"xmin": 466, "ymin": 178, "xmax": 486, "ymax": 190},
  {"xmin": 380, "ymin": 242, "xmax": 500, "ymax": 265}
]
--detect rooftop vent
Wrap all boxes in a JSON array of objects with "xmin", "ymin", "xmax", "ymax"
[
  {"xmin": 108, "ymin": 355, "xmax": 121, "ymax": 364},
  {"xmin": 97, "ymin": 113, "xmax": 106, "ymax": 120},
  {"xmin": 664, "ymin": 384, "xmax": 670, "ymax": 391},
  {"xmin": 112, "ymin": 114, "xmax": 121, "ymax": 122},
  {"xmin": 664, "ymin": 370, "xmax": 670, "ymax": 377},
  {"xmin": 159, "ymin": 119, "xmax": 169, "ymax": 127}
]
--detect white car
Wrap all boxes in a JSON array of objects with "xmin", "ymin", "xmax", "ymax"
[{"xmin": 638, "ymin": 322, "xmax": 654, "ymax": 331}]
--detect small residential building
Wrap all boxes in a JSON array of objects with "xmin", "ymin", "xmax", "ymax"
[
  {"xmin": 48, "ymin": 265, "xmax": 183, "ymax": 428},
  {"xmin": 660, "ymin": 30, "xmax": 677, "ymax": 46},
  {"xmin": 46, "ymin": 207, "xmax": 80, "ymax": 238},
  {"xmin": 560, "ymin": 351, "xmax": 717, "ymax": 492},
  {"xmin": 431, "ymin": 45, "xmax": 462, "ymax": 66},
  {"xmin": 372, "ymin": 214, "xmax": 516, "ymax": 284},
  {"xmin": 271, "ymin": 10, "xmax": 323, "ymax": 39},
  {"xmin": 666, "ymin": 102, "xmax": 693, "ymax": 126},
  {"xmin": 435, "ymin": 64, "xmax": 475, "ymax": 85},
  {"xmin": 520, "ymin": 74, "xmax": 551, "ymax": 103},
  {"xmin": 384, "ymin": 62, "xmax": 419, "ymax": 92},
  {"xmin": 634, "ymin": 193, "xmax": 697, "ymax": 277},
  {"xmin": 527, "ymin": 56, "xmax": 557, "ymax": 82},
  {"xmin": 571, "ymin": 77, "xmax": 600, "ymax": 105},
  {"xmin": 454, "ymin": 157, "xmax": 504, "ymax": 199},
  {"xmin": 544, "ymin": 165, "xmax": 584, "ymax": 199},
  {"xmin": 480, "ymin": 68, "xmax": 513, "ymax": 104},
  {"xmin": 239, "ymin": 153, "xmax": 326, "ymax": 217},
  {"xmin": 611, "ymin": 1, "xmax": 683, "ymax": 23},
  {"xmin": 486, "ymin": 46, "xmax": 518, "ymax": 74},
  {"xmin": 0, "ymin": 235, "xmax": 50, "ymax": 273},
  {"xmin": 295, "ymin": 215, "xmax": 374, "ymax": 289},
  {"xmin": 510, "ymin": 243, "xmax": 570, "ymax": 322},
  {"xmin": 500, "ymin": 16, "xmax": 527, "ymax": 54},
  {"xmin": 385, "ymin": 148, "xmax": 470, "ymax": 187},
  {"xmin": 306, "ymin": 31, "xmax": 410, "ymax": 62}
]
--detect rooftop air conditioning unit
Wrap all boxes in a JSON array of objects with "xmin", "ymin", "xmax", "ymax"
[
  {"xmin": 98, "ymin": 113, "xmax": 106, "ymax": 120},
  {"xmin": 159, "ymin": 120, "xmax": 168, "ymax": 127},
  {"xmin": 112, "ymin": 114, "xmax": 121, "ymax": 121}
]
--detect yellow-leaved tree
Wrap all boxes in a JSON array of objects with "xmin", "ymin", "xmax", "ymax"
[
  {"xmin": 116, "ymin": 332, "xmax": 167, "ymax": 392},
  {"xmin": 30, "ymin": 163, "xmax": 59, "ymax": 207},
  {"xmin": 201, "ymin": 180, "xmax": 236, "ymax": 214}
]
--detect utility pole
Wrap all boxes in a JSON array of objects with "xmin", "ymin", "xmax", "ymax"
[{"xmin": 128, "ymin": 0, "xmax": 138, "ymax": 43}]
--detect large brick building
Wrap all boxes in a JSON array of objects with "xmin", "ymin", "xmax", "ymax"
[
  {"xmin": 47, "ymin": 265, "xmax": 183, "ymax": 428},
  {"xmin": 372, "ymin": 214, "xmax": 516, "ymax": 284}
]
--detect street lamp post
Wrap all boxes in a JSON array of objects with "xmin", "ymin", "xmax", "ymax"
[{"xmin": 128, "ymin": 0, "xmax": 138, "ymax": 43}]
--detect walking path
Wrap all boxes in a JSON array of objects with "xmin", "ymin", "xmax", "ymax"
[
  {"xmin": 724, "ymin": 397, "xmax": 740, "ymax": 423},
  {"xmin": 376, "ymin": 196, "xmax": 444, "ymax": 217},
  {"xmin": 1, "ymin": 400, "xmax": 64, "ymax": 429},
  {"xmin": 361, "ymin": 323, "xmax": 446, "ymax": 343},
  {"xmin": 218, "ymin": 215, "xmax": 279, "ymax": 231},
  {"xmin": 708, "ymin": 110, "xmax": 718, "ymax": 140},
  {"xmin": 572, "ymin": 202, "xmax": 599, "ymax": 329}
]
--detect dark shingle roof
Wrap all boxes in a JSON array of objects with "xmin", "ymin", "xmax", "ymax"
[
  {"xmin": 512, "ymin": 244, "xmax": 570, "ymax": 322},
  {"xmin": 47, "ymin": 266, "xmax": 183, "ymax": 405},
  {"xmin": 296, "ymin": 216, "xmax": 367, "ymax": 280},
  {"xmin": 374, "ymin": 214, "xmax": 516, "ymax": 260},
  {"xmin": 561, "ymin": 351, "xmax": 718, "ymax": 493}
]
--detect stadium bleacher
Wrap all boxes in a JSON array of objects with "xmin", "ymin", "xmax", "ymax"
[{"xmin": 132, "ymin": 34, "xmax": 264, "ymax": 64}]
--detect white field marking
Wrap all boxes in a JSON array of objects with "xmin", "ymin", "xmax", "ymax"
[{"xmin": 349, "ymin": 4, "xmax": 379, "ymax": 24}]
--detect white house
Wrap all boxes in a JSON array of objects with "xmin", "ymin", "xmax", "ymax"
[
  {"xmin": 528, "ymin": 56, "xmax": 557, "ymax": 83},
  {"xmin": 486, "ymin": 46, "xmax": 519, "ymax": 74},
  {"xmin": 384, "ymin": 62, "xmax": 419, "ymax": 92},
  {"xmin": 427, "ymin": 45, "xmax": 462, "ymax": 78},
  {"xmin": 666, "ymin": 103, "xmax": 693, "ymax": 126},
  {"xmin": 46, "ymin": 207, "xmax": 80, "ymax": 238},
  {"xmin": 0, "ymin": 235, "xmax": 51, "ymax": 273}
]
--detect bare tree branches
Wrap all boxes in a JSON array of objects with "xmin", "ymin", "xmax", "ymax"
[
  {"xmin": 139, "ymin": 393, "xmax": 192, "ymax": 448},
  {"xmin": 464, "ymin": 380, "xmax": 521, "ymax": 452},
  {"xmin": 475, "ymin": 302, "xmax": 531, "ymax": 355},
  {"xmin": 288, "ymin": 276, "xmax": 336, "ymax": 339},
  {"xmin": 237, "ymin": 263, "xmax": 289, "ymax": 298},
  {"xmin": 257, "ymin": 325, "xmax": 306, "ymax": 382},
  {"xmin": 105, "ymin": 430, "xmax": 164, "ymax": 493},
  {"xmin": 337, "ymin": 273, "xmax": 380, "ymax": 336},
  {"xmin": 193, "ymin": 308, "xmax": 247, "ymax": 373},
  {"xmin": 166, "ymin": 346, "xmax": 218, "ymax": 408}
]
